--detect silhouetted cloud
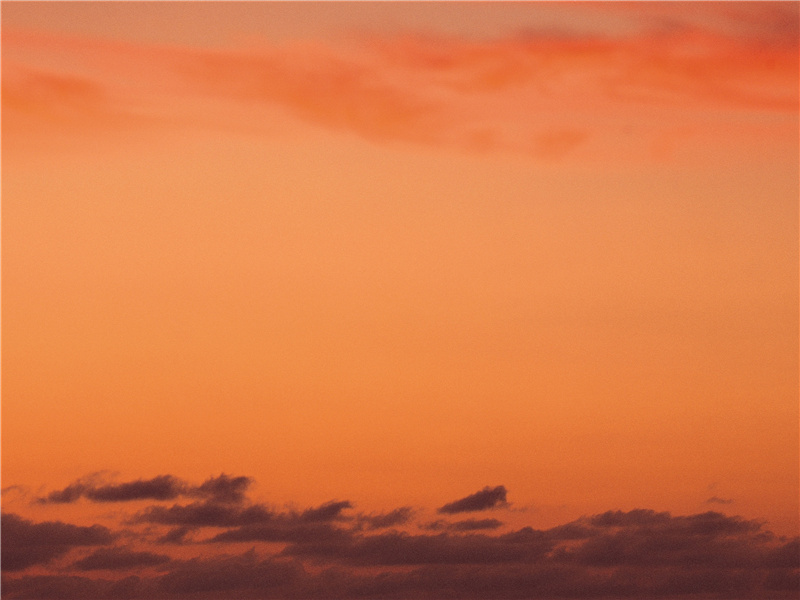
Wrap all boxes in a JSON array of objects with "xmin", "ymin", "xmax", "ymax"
[
  {"xmin": 157, "ymin": 550, "xmax": 303, "ymax": 596},
  {"xmin": 0, "ymin": 574, "xmax": 142, "ymax": 600},
  {"xmin": 71, "ymin": 547, "xmax": 170, "ymax": 571},
  {"xmin": 190, "ymin": 473, "xmax": 252, "ymax": 504},
  {"xmin": 450, "ymin": 518, "xmax": 504, "ymax": 531},
  {"xmin": 156, "ymin": 527, "xmax": 192, "ymax": 545},
  {"xmin": 298, "ymin": 500, "xmax": 352, "ymax": 522},
  {"xmin": 84, "ymin": 476, "xmax": 186, "ymax": 503},
  {"xmin": 1, "ymin": 513, "xmax": 114, "ymax": 571},
  {"xmin": 357, "ymin": 507, "xmax": 414, "ymax": 530},
  {"xmin": 37, "ymin": 475, "xmax": 185, "ymax": 504},
  {"xmin": 423, "ymin": 518, "xmax": 504, "ymax": 531},
  {"xmin": 37, "ymin": 473, "xmax": 252, "ymax": 505},
  {"xmin": 438, "ymin": 485, "xmax": 508, "ymax": 514},
  {"xmin": 282, "ymin": 527, "xmax": 551, "ymax": 565},
  {"xmin": 134, "ymin": 500, "xmax": 274, "ymax": 528},
  {"xmin": 3, "ymin": 506, "xmax": 799, "ymax": 599},
  {"xmin": 5, "ymin": 472, "xmax": 799, "ymax": 599},
  {"xmin": 209, "ymin": 521, "xmax": 349, "ymax": 545}
]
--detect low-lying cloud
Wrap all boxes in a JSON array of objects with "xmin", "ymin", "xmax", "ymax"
[{"xmin": 3, "ymin": 474, "xmax": 798, "ymax": 599}]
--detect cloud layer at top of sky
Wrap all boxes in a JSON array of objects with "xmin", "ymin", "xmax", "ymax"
[
  {"xmin": 3, "ymin": 1, "xmax": 798, "ymax": 47},
  {"xmin": 3, "ymin": 2, "xmax": 797, "ymax": 165}
]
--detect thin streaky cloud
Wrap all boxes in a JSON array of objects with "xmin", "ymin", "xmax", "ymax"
[{"xmin": 4, "ymin": 10, "xmax": 796, "ymax": 161}]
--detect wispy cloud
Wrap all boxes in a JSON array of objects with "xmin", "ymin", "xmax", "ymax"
[
  {"xmin": 4, "ymin": 3, "xmax": 796, "ymax": 161},
  {"xmin": 36, "ymin": 473, "xmax": 251, "ymax": 505}
]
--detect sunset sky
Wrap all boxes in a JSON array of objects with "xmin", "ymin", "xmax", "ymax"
[{"xmin": 2, "ymin": 2, "xmax": 798, "ymax": 599}]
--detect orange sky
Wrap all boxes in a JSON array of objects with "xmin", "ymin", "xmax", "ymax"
[{"xmin": 1, "ymin": 3, "xmax": 798, "ymax": 599}]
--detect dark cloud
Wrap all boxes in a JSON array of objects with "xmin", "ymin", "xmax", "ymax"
[
  {"xmin": 156, "ymin": 526, "xmax": 192, "ymax": 545},
  {"xmin": 84, "ymin": 475, "xmax": 186, "ymax": 502},
  {"xmin": 191, "ymin": 473, "xmax": 252, "ymax": 504},
  {"xmin": 1, "ymin": 513, "xmax": 114, "ymax": 571},
  {"xmin": 36, "ymin": 473, "xmax": 251, "ymax": 505},
  {"xmin": 544, "ymin": 521, "xmax": 596, "ymax": 540},
  {"xmin": 438, "ymin": 485, "xmax": 508, "ymax": 514},
  {"xmin": 299, "ymin": 500, "xmax": 352, "ymax": 522},
  {"xmin": 37, "ymin": 475, "xmax": 186, "ymax": 504},
  {"xmin": 134, "ymin": 500, "xmax": 274, "ymax": 528},
  {"xmin": 71, "ymin": 547, "xmax": 170, "ymax": 571},
  {"xmin": 450, "ymin": 518, "xmax": 504, "ymax": 531},
  {"xmin": 589, "ymin": 508, "xmax": 672, "ymax": 528},
  {"xmin": 210, "ymin": 521, "xmax": 349, "ymax": 545},
  {"xmin": 157, "ymin": 550, "xmax": 303, "ymax": 596},
  {"xmin": 357, "ymin": 507, "xmax": 414, "ymax": 530},
  {"xmin": 559, "ymin": 511, "xmax": 778, "ymax": 570},
  {"xmin": 7, "ymin": 469, "xmax": 799, "ymax": 600},
  {"xmin": 0, "ymin": 574, "xmax": 134, "ymax": 600},
  {"xmin": 423, "ymin": 518, "xmax": 504, "ymax": 532},
  {"xmin": 282, "ymin": 527, "xmax": 552, "ymax": 566},
  {"xmin": 38, "ymin": 482, "xmax": 87, "ymax": 504},
  {"xmin": 135, "ymin": 498, "xmax": 352, "ymax": 534}
]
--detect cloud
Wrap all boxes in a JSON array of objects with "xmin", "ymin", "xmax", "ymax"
[
  {"xmin": 282, "ymin": 527, "xmax": 551, "ymax": 566},
  {"xmin": 438, "ymin": 485, "xmax": 509, "ymax": 514},
  {"xmin": 423, "ymin": 518, "xmax": 504, "ymax": 532},
  {"xmin": 133, "ymin": 500, "xmax": 274, "ymax": 528},
  {"xmin": 6, "ymin": 471, "xmax": 799, "ymax": 599},
  {"xmin": 357, "ymin": 506, "xmax": 415, "ymax": 530},
  {"xmin": 4, "ymin": 5, "xmax": 797, "ymax": 162},
  {"xmin": 3, "ymin": 502, "xmax": 798, "ymax": 599},
  {"xmin": 450, "ymin": 518, "xmax": 504, "ymax": 531},
  {"xmin": 37, "ymin": 473, "xmax": 250, "ymax": 505},
  {"xmin": 156, "ymin": 527, "xmax": 192, "ymax": 545},
  {"xmin": 190, "ymin": 473, "xmax": 252, "ymax": 504},
  {"xmin": 298, "ymin": 500, "xmax": 352, "ymax": 522},
  {"xmin": 1, "ymin": 513, "xmax": 115, "ymax": 571},
  {"xmin": 0, "ymin": 574, "xmax": 142, "ymax": 600},
  {"xmin": 134, "ymin": 498, "xmax": 354, "ymax": 545},
  {"xmin": 84, "ymin": 475, "xmax": 186, "ymax": 503},
  {"xmin": 37, "ymin": 475, "xmax": 186, "ymax": 504},
  {"xmin": 209, "ymin": 520, "xmax": 349, "ymax": 545},
  {"xmin": 157, "ymin": 550, "xmax": 303, "ymax": 596},
  {"xmin": 71, "ymin": 547, "xmax": 171, "ymax": 571}
]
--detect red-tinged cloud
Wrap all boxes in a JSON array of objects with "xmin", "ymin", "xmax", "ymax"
[
  {"xmin": 3, "ymin": 2, "xmax": 797, "ymax": 161},
  {"xmin": 3, "ymin": 473, "xmax": 799, "ymax": 599}
]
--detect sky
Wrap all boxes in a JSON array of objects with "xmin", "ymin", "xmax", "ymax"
[{"xmin": 1, "ymin": 2, "xmax": 798, "ymax": 599}]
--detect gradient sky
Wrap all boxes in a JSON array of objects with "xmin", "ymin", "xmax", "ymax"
[{"xmin": 2, "ymin": 2, "xmax": 798, "ymax": 599}]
